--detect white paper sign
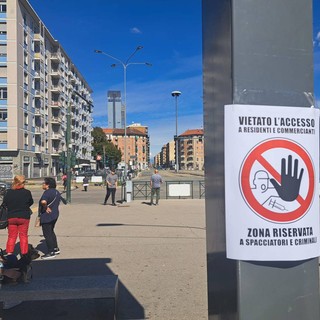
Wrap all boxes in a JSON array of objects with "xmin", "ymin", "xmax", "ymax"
[
  {"xmin": 225, "ymin": 104, "xmax": 319, "ymax": 261},
  {"xmin": 168, "ymin": 184, "xmax": 191, "ymax": 197}
]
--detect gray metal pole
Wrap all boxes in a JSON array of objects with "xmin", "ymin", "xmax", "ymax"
[
  {"xmin": 175, "ymin": 96, "xmax": 179, "ymax": 172},
  {"xmin": 66, "ymin": 101, "xmax": 71, "ymax": 203},
  {"xmin": 123, "ymin": 65, "xmax": 127, "ymax": 181},
  {"xmin": 172, "ymin": 91, "xmax": 181, "ymax": 172},
  {"xmin": 203, "ymin": 0, "xmax": 319, "ymax": 319}
]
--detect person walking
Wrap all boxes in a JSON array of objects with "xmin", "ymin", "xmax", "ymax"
[
  {"xmin": 82, "ymin": 176, "xmax": 89, "ymax": 192},
  {"xmin": 39, "ymin": 177, "xmax": 62, "ymax": 259},
  {"xmin": 62, "ymin": 173, "xmax": 67, "ymax": 191},
  {"xmin": 103, "ymin": 169, "xmax": 118, "ymax": 206},
  {"xmin": 150, "ymin": 169, "xmax": 163, "ymax": 205},
  {"xmin": 2, "ymin": 175, "xmax": 33, "ymax": 257}
]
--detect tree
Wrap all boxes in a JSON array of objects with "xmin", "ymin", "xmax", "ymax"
[{"xmin": 91, "ymin": 127, "xmax": 122, "ymax": 168}]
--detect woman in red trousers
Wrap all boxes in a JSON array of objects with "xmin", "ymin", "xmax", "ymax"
[{"xmin": 2, "ymin": 175, "xmax": 33, "ymax": 257}]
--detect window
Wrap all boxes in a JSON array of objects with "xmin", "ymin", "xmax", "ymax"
[
  {"xmin": 24, "ymin": 52, "xmax": 28, "ymax": 65},
  {"xmin": 0, "ymin": 109, "xmax": 7, "ymax": 121},
  {"xmin": 0, "ymin": 5, "xmax": 6, "ymax": 13},
  {"xmin": 0, "ymin": 87, "xmax": 6, "ymax": 99},
  {"xmin": 24, "ymin": 112, "xmax": 28, "ymax": 125},
  {"xmin": 24, "ymin": 133, "xmax": 28, "ymax": 145}
]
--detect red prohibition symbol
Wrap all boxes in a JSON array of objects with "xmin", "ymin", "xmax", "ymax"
[{"xmin": 240, "ymin": 139, "xmax": 315, "ymax": 222}]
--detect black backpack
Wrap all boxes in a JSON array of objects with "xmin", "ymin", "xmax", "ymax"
[{"xmin": 0, "ymin": 203, "xmax": 8, "ymax": 229}]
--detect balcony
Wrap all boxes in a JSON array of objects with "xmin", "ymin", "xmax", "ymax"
[
  {"xmin": 51, "ymin": 133, "xmax": 62, "ymax": 140},
  {"xmin": 50, "ymin": 53, "xmax": 61, "ymax": 61},
  {"xmin": 51, "ymin": 116, "xmax": 62, "ymax": 124},
  {"xmin": 51, "ymin": 69, "xmax": 62, "ymax": 78},
  {"xmin": 34, "ymin": 34, "xmax": 44, "ymax": 42},
  {"xmin": 34, "ymin": 90, "xmax": 41, "ymax": 97},
  {"xmin": 50, "ymin": 85, "xmax": 62, "ymax": 93},
  {"xmin": 51, "ymin": 148, "xmax": 60, "ymax": 155},
  {"xmin": 51, "ymin": 101, "xmax": 62, "ymax": 108},
  {"xmin": 35, "ymin": 145, "xmax": 42, "ymax": 153},
  {"xmin": 34, "ymin": 52, "xmax": 42, "ymax": 60},
  {"xmin": 34, "ymin": 127, "xmax": 42, "ymax": 134},
  {"xmin": 34, "ymin": 109, "xmax": 43, "ymax": 116}
]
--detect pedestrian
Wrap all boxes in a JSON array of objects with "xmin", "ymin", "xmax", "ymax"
[
  {"xmin": 62, "ymin": 173, "xmax": 67, "ymax": 191},
  {"xmin": 103, "ymin": 168, "xmax": 118, "ymax": 206},
  {"xmin": 82, "ymin": 176, "xmax": 89, "ymax": 192},
  {"xmin": 2, "ymin": 175, "xmax": 33, "ymax": 258},
  {"xmin": 150, "ymin": 169, "xmax": 163, "ymax": 205},
  {"xmin": 39, "ymin": 177, "xmax": 61, "ymax": 259}
]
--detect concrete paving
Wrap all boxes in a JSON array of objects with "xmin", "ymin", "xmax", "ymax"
[{"xmin": 0, "ymin": 186, "xmax": 208, "ymax": 320}]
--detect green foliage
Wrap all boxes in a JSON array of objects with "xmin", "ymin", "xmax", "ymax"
[{"xmin": 92, "ymin": 127, "xmax": 122, "ymax": 167}]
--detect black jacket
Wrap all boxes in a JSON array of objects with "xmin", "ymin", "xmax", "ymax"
[{"xmin": 3, "ymin": 188, "xmax": 34, "ymax": 219}]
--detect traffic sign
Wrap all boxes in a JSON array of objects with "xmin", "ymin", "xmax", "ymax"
[{"xmin": 240, "ymin": 139, "xmax": 314, "ymax": 223}]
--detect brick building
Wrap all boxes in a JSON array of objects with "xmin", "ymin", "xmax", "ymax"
[{"xmin": 103, "ymin": 124, "xmax": 149, "ymax": 170}]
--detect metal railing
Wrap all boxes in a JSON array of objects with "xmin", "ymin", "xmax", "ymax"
[
  {"xmin": 132, "ymin": 180, "xmax": 205, "ymax": 200},
  {"xmin": 132, "ymin": 182, "xmax": 151, "ymax": 200},
  {"xmin": 199, "ymin": 181, "xmax": 205, "ymax": 199}
]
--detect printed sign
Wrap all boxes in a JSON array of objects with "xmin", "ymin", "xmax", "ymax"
[{"xmin": 225, "ymin": 104, "xmax": 319, "ymax": 261}]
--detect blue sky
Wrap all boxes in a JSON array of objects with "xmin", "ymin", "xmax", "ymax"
[
  {"xmin": 28, "ymin": 0, "xmax": 203, "ymax": 159},
  {"xmin": 28, "ymin": 0, "xmax": 319, "ymax": 158}
]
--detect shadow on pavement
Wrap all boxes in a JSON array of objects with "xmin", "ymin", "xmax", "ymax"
[
  {"xmin": 97, "ymin": 223, "xmax": 205, "ymax": 230},
  {"xmin": 1, "ymin": 258, "xmax": 145, "ymax": 320}
]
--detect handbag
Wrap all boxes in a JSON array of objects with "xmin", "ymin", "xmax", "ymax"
[
  {"xmin": 35, "ymin": 192, "xmax": 58, "ymax": 228},
  {"xmin": 0, "ymin": 203, "xmax": 8, "ymax": 229}
]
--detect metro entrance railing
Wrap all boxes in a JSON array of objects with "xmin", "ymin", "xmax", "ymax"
[{"xmin": 132, "ymin": 180, "xmax": 205, "ymax": 200}]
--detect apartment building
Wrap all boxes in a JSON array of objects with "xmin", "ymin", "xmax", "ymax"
[
  {"xmin": 165, "ymin": 140, "xmax": 175, "ymax": 168},
  {"xmin": 0, "ymin": 0, "xmax": 93, "ymax": 178},
  {"xmin": 179, "ymin": 129, "xmax": 204, "ymax": 170},
  {"xmin": 103, "ymin": 124, "xmax": 150, "ymax": 170},
  {"xmin": 154, "ymin": 152, "xmax": 160, "ymax": 168}
]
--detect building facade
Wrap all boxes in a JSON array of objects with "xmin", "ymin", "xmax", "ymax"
[
  {"xmin": 178, "ymin": 129, "xmax": 204, "ymax": 170},
  {"xmin": 166, "ymin": 140, "xmax": 175, "ymax": 169},
  {"xmin": 0, "ymin": 0, "xmax": 93, "ymax": 179},
  {"xmin": 103, "ymin": 124, "xmax": 150, "ymax": 170},
  {"xmin": 153, "ymin": 140, "xmax": 175, "ymax": 169},
  {"xmin": 154, "ymin": 152, "xmax": 160, "ymax": 168},
  {"xmin": 107, "ymin": 90, "xmax": 124, "ymax": 129}
]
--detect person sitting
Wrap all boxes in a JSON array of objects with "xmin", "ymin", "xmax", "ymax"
[{"xmin": 0, "ymin": 244, "xmax": 39, "ymax": 284}]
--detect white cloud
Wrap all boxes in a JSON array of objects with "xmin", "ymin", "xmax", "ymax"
[
  {"xmin": 130, "ymin": 27, "xmax": 142, "ymax": 34},
  {"xmin": 317, "ymin": 31, "xmax": 320, "ymax": 41}
]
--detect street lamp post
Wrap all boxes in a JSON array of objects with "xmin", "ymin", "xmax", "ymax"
[
  {"xmin": 66, "ymin": 101, "xmax": 72, "ymax": 203},
  {"xmin": 94, "ymin": 47, "xmax": 151, "ymax": 189},
  {"xmin": 171, "ymin": 91, "xmax": 181, "ymax": 173}
]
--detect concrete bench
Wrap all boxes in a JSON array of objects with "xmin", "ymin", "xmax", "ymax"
[{"xmin": 0, "ymin": 275, "xmax": 118, "ymax": 319}]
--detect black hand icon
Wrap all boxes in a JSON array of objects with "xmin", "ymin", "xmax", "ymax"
[{"xmin": 270, "ymin": 155, "xmax": 304, "ymax": 202}]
